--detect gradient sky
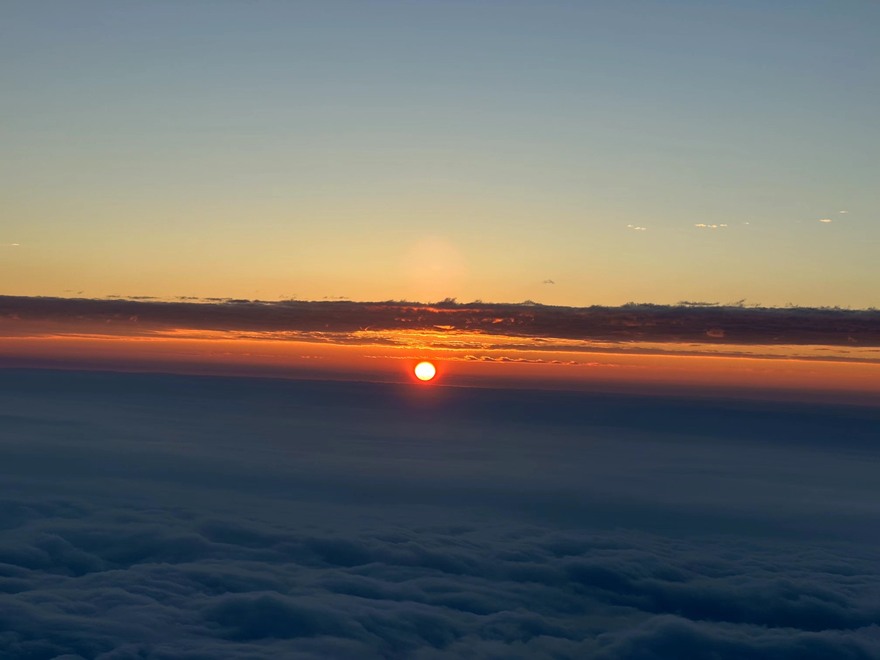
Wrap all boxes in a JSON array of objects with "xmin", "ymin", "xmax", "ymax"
[{"xmin": 3, "ymin": 1, "xmax": 879, "ymax": 306}]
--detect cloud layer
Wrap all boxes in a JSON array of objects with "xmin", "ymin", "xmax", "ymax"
[
  {"xmin": 1, "ymin": 369, "xmax": 879, "ymax": 658},
  {"xmin": 2, "ymin": 295, "xmax": 879, "ymax": 347}
]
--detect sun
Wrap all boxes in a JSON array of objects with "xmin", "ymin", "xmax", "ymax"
[{"xmin": 414, "ymin": 361, "xmax": 437, "ymax": 382}]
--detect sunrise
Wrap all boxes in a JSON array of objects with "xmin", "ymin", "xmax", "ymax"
[{"xmin": 2, "ymin": 2, "xmax": 879, "ymax": 658}]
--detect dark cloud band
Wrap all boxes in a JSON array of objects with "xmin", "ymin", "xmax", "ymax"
[{"xmin": 2, "ymin": 296, "xmax": 878, "ymax": 347}]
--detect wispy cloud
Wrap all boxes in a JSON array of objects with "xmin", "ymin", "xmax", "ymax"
[
  {"xmin": 626, "ymin": 224, "xmax": 647, "ymax": 231},
  {"xmin": 819, "ymin": 218, "xmax": 833, "ymax": 223},
  {"xmin": 839, "ymin": 210, "xmax": 849, "ymax": 214},
  {"xmin": 694, "ymin": 224, "xmax": 727, "ymax": 230},
  {"xmin": 462, "ymin": 354, "xmax": 580, "ymax": 365},
  {"xmin": 542, "ymin": 279, "xmax": 555, "ymax": 285}
]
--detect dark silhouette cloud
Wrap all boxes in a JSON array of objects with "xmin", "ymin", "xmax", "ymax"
[
  {"xmin": 1, "ymin": 295, "xmax": 879, "ymax": 347},
  {"xmin": 1, "ymin": 370, "xmax": 879, "ymax": 658}
]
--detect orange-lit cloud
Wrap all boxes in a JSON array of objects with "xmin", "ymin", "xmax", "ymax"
[
  {"xmin": 3, "ymin": 296, "xmax": 878, "ymax": 347},
  {"xmin": 1, "ymin": 296, "xmax": 879, "ymax": 404}
]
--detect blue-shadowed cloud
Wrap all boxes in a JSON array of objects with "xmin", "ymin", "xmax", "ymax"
[{"xmin": 0, "ymin": 370, "xmax": 879, "ymax": 658}]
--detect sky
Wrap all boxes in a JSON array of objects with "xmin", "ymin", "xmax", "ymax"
[{"xmin": 3, "ymin": 0, "xmax": 879, "ymax": 307}]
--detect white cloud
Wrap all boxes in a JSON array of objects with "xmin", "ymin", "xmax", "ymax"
[
  {"xmin": 626, "ymin": 224, "xmax": 647, "ymax": 231},
  {"xmin": 694, "ymin": 224, "xmax": 726, "ymax": 229},
  {"xmin": 819, "ymin": 218, "xmax": 833, "ymax": 223}
]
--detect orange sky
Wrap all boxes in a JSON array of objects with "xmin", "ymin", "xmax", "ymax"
[{"xmin": 3, "ymin": 331, "xmax": 878, "ymax": 406}]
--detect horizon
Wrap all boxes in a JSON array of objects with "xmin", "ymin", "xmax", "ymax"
[
  {"xmin": 3, "ymin": 292, "xmax": 879, "ymax": 405},
  {"xmin": 7, "ymin": 292, "xmax": 880, "ymax": 310}
]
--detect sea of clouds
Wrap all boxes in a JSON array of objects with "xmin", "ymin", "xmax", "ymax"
[{"xmin": 1, "ymin": 370, "xmax": 878, "ymax": 659}]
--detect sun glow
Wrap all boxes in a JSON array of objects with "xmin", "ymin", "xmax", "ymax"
[{"xmin": 414, "ymin": 361, "xmax": 437, "ymax": 382}]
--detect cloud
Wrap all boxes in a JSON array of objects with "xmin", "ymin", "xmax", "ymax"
[
  {"xmin": 819, "ymin": 218, "xmax": 833, "ymax": 223},
  {"xmin": 1, "ymin": 370, "xmax": 879, "ymax": 658},
  {"xmin": 593, "ymin": 615, "xmax": 880, "ymax": 660},
  {"xmin": 1, "ymin": 296, "xmax": 878, "ymax": 349},
  {"xmin": 465, "ymin": 354, "xmax": 538, "ymax": 363},
  {"xmin": 461, "ymin": 354, "xmax": 578, "ymax": 365},
  {"xmin": 694, "ymin": 224, "xmax": 727, "ymax": 229},
  {"xmin": 542, "ymin": 279, "xmax": 555, "ymax": 285},
  {"xmin": 626, "ymin": 224, "xmax": 647, "ymax": 231},
  {"xmin": 839, "ymin": 210, "xmax": 849, "ymax": 214}
]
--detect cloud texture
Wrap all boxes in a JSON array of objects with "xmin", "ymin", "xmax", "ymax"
[
  {"xmin": 1, "ymin": 369, "xmax": 879, "ymax": 658},
  {"xmin": 1, "ymin": 295, "xmax": 879, "ymax": 347}
]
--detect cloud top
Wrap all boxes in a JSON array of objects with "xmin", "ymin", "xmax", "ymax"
[{"xmin": 1, "ymin": 370, "xmax": 879, "ymax": 658}]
